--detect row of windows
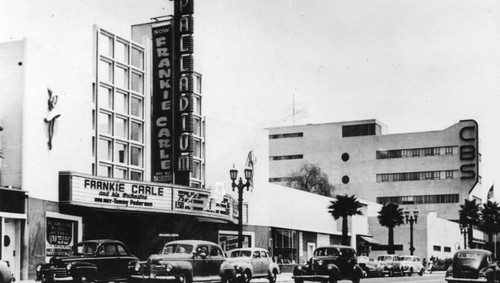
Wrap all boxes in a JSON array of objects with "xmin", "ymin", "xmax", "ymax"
[
  {"xmin": 376, "ymin": 146, "xmax": 456, "ymax": 159},
  {"xmin": 269, "ymin": 154, "xmax": 303, "ymax": 161},
  {"xmin": 376, "ymin": 170, "xmax": 458, "ymax": 182},
  {"xmin": 377, "ymin": 194, "xmax": 459, "ymax": 205},
  {"xmin": 94, "ymin": 29, "xmax": 146, "ymax": 181},
  {"xmin": 433, "ymin": 245, "xmax": 452, "ymax": 252},
  {"xmin": 269, "ymin": 132, "xmax": 303, "ymax": 139},
  {"xmin": 269, "ymin": 177, "xmax": 293, "ymax": 183}
]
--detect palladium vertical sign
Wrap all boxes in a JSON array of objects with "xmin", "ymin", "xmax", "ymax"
[
  {"xmin": 174, "ymin": 0, "xmax": 195, "ymax": 185},
  {"xmin": 151, "ymin": 23, "xmax": 175, "ymax": 183},
  {"xmin": 151, "ymin": 0, "xmax": 195, "ymax": 186}
]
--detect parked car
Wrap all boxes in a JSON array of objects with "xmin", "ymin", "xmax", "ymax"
[
  {"xmin": 129, "ymin": 240, "xmax": 226, "ymax": 283},
  {"xmin": 445, "ymin": 249, "xmax": 500, "ymax": 283},
  {"xmin": 357, "ymin": 256, "xmax": 383, "ymax": 277},
  {"xmin": 376, "ymin": 255, "xmax": 403, "ymax": 277},
  {"xmin": 35, "ymin": 239, "xmax": 138, "ymax": 283},
  {"xmin": 220, "ymin": 247, "xmax": 280, "ymax": 283},
  {"xmin": 0, "ymin": 261, "xmax": 14, "ymax": 283},
  {"xmin": 292, "ymin": 245, "xmax": 364, "ymax": 283},
  {"xmin": 399, "ymin": 255, "xmax": 424, "ymax": 276}
]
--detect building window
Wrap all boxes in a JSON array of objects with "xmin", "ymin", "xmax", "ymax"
[
  {"xmin": 433, "ymin": 245, "xmax": 441, "ymax": 252},
  {"xmin": 273, "ymin": 229, "xmax": 298, "ymax": 264},
  {"xmin": 342, "ymin": 176, "xmax": 350, "ymax": 184},
  {"xmin": 131, "ymin": 47, "xmax": 144, "ymax": 69},
  {"xmin": 131, "ymin": 72, "xmax": 143, "ymax": 93},
  {"xmin": 341, "ymin": 153, "xmax": 350, "ymax": 162},
  {"xmin": 115, "ymin": 117, "xmax": 128, "ymax": 139},
  {"xmin": 131, "ymin": 97, "xmax": 143, "ymax": 118},
  {"xmin": 270, "ymin": 154, "xmax": 303, "ymax": 161},
  {"xmin": 115, "ymin": 40, "xmax": 129, "ymax": 64},
  {"xmin": 444, "ymin": 247, "xmax": 451, "ymax": 252},
  {"xmin": 131, "ymin": 146, "xmax": 143, "ymax": 167},
  {"xmin": 115, "ymin": 143, "xmax": 127, "ymax": 164},
  {"xmin": 446, "ymin": 170, "xmax": 454, "ymax": 179},
  {"xmin": 269, "ymin": 177, "xmax": 293, "ymax": 183},
  {"xmin": 98, "ymin": 85, "xmax": 113, "ymax": 109},
  {"xmin": 412, "ymin": 149, "xmax": 420, "ymax": 157},
  {"xmin": 269, "ymin": 132, "xmax": 303, "ymax": 139},
  {"xmin": 377, "ymin": 194, "xmax": 459, "ymax": 205},
  {"xmin": 99, "ymin": 60, "xmax": 113, "ymax": 83},
  {"xmin": 98, "ymin": 112, "xmax": 112, "ymax": 135},
  {"xmin": 130, "ymin": 121, "xmax": 143, "ymax": 142},
  {"xmin": 445, "ymin": 146, "xmax": 453, "ymax": 155},
  {"xmin": 99, "ymin": 139, "xmax": 112, "ymax": 161}
]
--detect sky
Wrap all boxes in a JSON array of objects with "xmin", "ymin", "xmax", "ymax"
[{"xmin": 2, "ymin": 0, "xmax": 500, "ymax": 199}]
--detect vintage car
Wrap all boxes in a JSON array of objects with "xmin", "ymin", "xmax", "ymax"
[
  {"xmin": 0, "ymin": 260, "xmax": 14, "ymax": 283},
  {"xmin": 357, "ymin": 256, "xmax": 383, "ymax": 277},
  {"xmin": 220, "ymin": 247, "xmax": 280, "ymax": 283},
  {"xmin": 445, "ymin": 249, "xmax": 500, "ymax": 283},
  {"xmin": 35, "ymin": 239, "xmax": 138, "ymax": 283},
  {"xmin": 376, "ymin": 254, "xmax": 403, "ymax": 276},
  {"xmin": 400, "ymin": 255, "xmax": 424, "ymax": 276},
  {"xmin": 129, "ymin": 240, "xmax": 226, "ymax": 283},
  {"xmin": 292, "ymin": 245, "xmax": 364, "ymax": 283}
]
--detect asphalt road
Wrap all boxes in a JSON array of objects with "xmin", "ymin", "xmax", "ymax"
[{"xmin": 268, "ymin": 272, "xmax": 445, "ymax": 283}]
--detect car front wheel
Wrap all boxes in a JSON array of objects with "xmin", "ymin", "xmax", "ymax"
[{"xmin": 268, "ymin": 270, "xmax": 278, "ymax": 283}]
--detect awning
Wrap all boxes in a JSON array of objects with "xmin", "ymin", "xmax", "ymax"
[{"xmin": 359, "ymin": 236, "xmax": 381, "ymax": 245}]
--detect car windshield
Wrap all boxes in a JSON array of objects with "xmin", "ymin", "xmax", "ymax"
[
  {"xmin": 69, "ymin": 242, "xmax": 98, "ymax": 256},
  {"xmin": 162, "ymin": 244, "xmax": 194, "ymax": 254},
  {"xmin": 457, "ymin": 252, "xmax": 483, "ymax": 259},
  {"xmin": 230, "ymin": 250, "xmax": 252, "ymax": 258},
  {"xmin": 378, "ymin": 256, "xmax": 396, "ymax": 261},
  {"xmin": 403, "ymin": 257, "xmax": 412, "ymax": 261},
  {"xmin": 314, "ymin": 248, "xmax": 339, "ymax": 256}
]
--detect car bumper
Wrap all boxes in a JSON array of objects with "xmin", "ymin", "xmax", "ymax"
[
  {"xmin": 39, "ymin": 276, "xmax": 74, "ymax": 283},
  {"xmin": 445, "ymin": 278, "xmax": 487, "ymax": 283},
  {"xmin": 292, "ymin": 275, "xmax": 330, "ymax": 281},
  {"xmin": 129, "ymin": 274, "xmax": 178, "ymax": 283}
]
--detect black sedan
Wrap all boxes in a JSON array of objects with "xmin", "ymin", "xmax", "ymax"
[
  {"xmin": 36, "ymin": 239, "xmax": 138, "ymax": 283},
  {"xmin": 445, "ymin": 249, "xmax": 499, "ymax": 283}
]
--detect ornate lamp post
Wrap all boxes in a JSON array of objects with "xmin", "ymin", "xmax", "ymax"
[
  {"xmin": 230, "ymin": 166, "xmax": 253, "ymax": 248},
  {"xmin": 405, "ymin": 207, "xmax": 419, "ymax": 255}
]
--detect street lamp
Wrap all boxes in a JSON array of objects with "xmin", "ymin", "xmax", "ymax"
[
  {"xmin": 230, "ymin": 166, "xmax": 253, "ymax": 248},
  {"xmin": 460, "ymin": 224, "xmax": 468, "ymax": 249},
  {"xmin": 405, "ymin": 207, "xmax": 419, "ymax": 255}
]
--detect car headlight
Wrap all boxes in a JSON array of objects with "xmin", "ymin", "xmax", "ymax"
[
  {"xmin": 318, "ymin": 260, "xmax": 324, "ymax": 266},
  {"xmin": 165, "ymin": 264, "xmax": 173, "ymax": 272},
  {"xmin": 36, "ymin": 264, "xmax": 42, "ymax": 272},
  {"xmin": 66, "ymin": 263, "xmax": 72, "ymax": 271},
  {"xmin": 135, "ymin": 263, "xmax": 141, "ymax": 272}
]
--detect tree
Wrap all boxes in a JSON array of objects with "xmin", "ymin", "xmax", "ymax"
[
  {"xmin": 480, "ymin": 201, "xmax": 500, "ymax": 253},
  {"xmin": 328, "ymin": 194, "xmax": 364, "ymax": 245},
  {"xmin": 377, "ymin": 203, "xmax": 405, "ymax": 254},
  {"xmin": 287, "ymin": 162, "xmax": 334, "ymax": 197},
  {"xmin": 459, "ymin": 199, "xmax": 481, "ymax": 249}
]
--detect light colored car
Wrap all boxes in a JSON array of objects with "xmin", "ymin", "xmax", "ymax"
[
  {"xmin": 221, "ymin": 247, "xmax": 280, "ymax": 283},
  {"xmin": 400, "ymin": 255, "xmax": 424, "ymax": 276},
  {"xmin": 377, "ymin": 254, "xmax": 403, "ymax": 276},
  {"xmin": 0, "ymin": 261, "xmax": 14, "ymax": 283}
]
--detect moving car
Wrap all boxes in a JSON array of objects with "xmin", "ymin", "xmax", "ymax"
[
  {"xmin": 399, "ymin": 255, "xmax": 424, "ymax": 276},
  {"xmin": 221, "ymin": 247, "xmax": 280, "ymax": 283},
  {"xmin": 0, "ymin": 261, "xmax": 14, "ymax": 283},
  {"xmin": 445, "ymin": 249, "xmax": 499, "ymax": 283},
  {"xmin": 357, "ymin": 256, "xmax": 383, "ymax": 277},
  {"xmin": 129, "ymin": 240, "xmax": 226, "ymax": 283},
  {"xmin": 376, "ymin": 255, "xmax": 403, "ymax": 277},
  {"xmin": 292, "ymin": 245, "xmax": 363, "ymax": 283},
  {"xmin": 35, "ymin": 239, "xmax": 138, "ymax": 283}
]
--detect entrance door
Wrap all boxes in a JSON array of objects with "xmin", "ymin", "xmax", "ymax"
[
  {"xmin": 307, "ymin": 242, "xmax": 316, "ymax": 261},
  {"xmin": 3, "ymin": 219, "xmax": 19, "ymax": 280}
]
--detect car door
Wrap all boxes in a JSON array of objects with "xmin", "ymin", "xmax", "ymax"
[
  {"xmin": 96, "ymin": 244, "xmax": 115, "ymax": 280},
  {"xmin": 207, "ymin": 245, "xmax": 225, "ymax": 278},
  {"xmin": 252, "ymin": 250, "xmax": 264, "ymax": 276},
  {"xmin": 116, "ymin": 243, "xmax": 135, "ymax": 279},
  {"xmin": 260, "ymin": 251, "xmax": 271, "ymax": 275},
  {"xmin": 193, "ymin": 244, "xmax": 209, "ymax": 278}
]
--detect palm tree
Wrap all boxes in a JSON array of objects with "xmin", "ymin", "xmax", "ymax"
[
  {"xmin": 459, "ymin": 199, "xmax": 481, "ymax": 249},
  {"xmin": 377, "ymin": 203, "xmax": 405, "ymax": 254},
  {"xmin": 328, "ymin": 194, "xmax": 364, "ymax": 245},
  {"xmin": 480, "ymin": 201, "xmax": 500, "ymax": 253}
]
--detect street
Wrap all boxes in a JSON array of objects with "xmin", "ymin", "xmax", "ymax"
[{"xmin": 266, "ymin": 272, "xmax": 445, "ymax": 283}]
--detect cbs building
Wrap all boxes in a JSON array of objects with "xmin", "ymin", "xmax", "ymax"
[
  {"xmin": 267, "ymin": 119, "xmax": 483, "ymax": 260},
  {"xmin": 0, "ymin": 0, "xmax": 242, "ymax": 280}
]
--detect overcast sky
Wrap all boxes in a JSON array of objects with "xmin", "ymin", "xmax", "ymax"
[{"xmin": 2, "ymin": 0, "xmax": 499, "ymax": 198}]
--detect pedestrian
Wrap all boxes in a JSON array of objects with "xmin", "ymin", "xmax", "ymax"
[{"xmin": 427, "ymin": 256, "xmax": 434, "ymax": 274}]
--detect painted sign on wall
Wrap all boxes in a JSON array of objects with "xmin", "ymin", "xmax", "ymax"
[{"xmin": 458, "ymin": 120, "xmax": 479, "ymax": 183}]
